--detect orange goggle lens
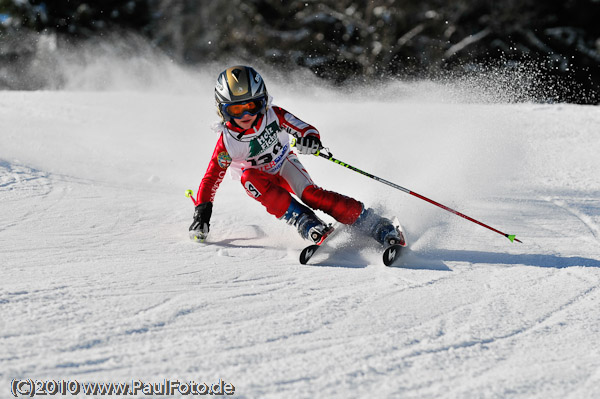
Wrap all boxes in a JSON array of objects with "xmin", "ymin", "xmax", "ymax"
[{"xmin": 223, "ymin": 98, "xmax": 265, "ymax": 118}]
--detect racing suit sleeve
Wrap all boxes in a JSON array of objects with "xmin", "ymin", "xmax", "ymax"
[
  {"xmin": 194, "ymin": 134, "xmax": 230, "ymax": 206},
  {"xmin": 272, "ymin": 106, "xmax": 320, "ymax": 140}
]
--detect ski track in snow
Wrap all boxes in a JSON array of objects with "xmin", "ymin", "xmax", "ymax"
[
  {"xmin": 1, "ymin": 90, "xmax": 600, "ymax": 399},
  {"xmin": 547, "ymin": 197, "xmax": 600, "ymax": 244}
]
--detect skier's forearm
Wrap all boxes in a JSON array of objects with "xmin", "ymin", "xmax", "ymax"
[
  {"xmin": 197, "ymin": 164, "xmax": 227, "ymax": 204},
  {"xmin": 196, "ymin": 136, "xmax": 230, "ymax": 204}
]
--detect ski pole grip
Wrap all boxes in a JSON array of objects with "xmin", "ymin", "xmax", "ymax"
[{"xmin": 290, "ymin": 137, "xmax": 329, "ymax": 157}]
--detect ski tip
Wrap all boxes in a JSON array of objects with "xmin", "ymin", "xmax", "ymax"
[
  {"xmin": 507, "ymin": 234, "xmax": 522, "ymax": 243},
  {"xmin": 189, "ymin": 231, "xmax": 207, "ymax": 243},
  {"xmin": 383, "ymin": 244, "xmax": 404, "ymax": 266},
  {"xmin": 299, "ymin": 244, "xmax": 319, "ymax": 265},
  {"xmin": 185, "ymin": 189, "xmax": 194, "ymax": 198}
]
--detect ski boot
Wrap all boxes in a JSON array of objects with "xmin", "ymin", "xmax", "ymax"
[
  {"xmin": 353, "ymin": 207, "xmax": 405, "ymax": 246},
  {"xmin": 281, "ymin": 198, "xmax": 333, "ymax": 244}
]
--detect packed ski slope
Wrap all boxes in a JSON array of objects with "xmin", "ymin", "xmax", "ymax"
[{"xmin": 2, "ymin": 66, "xmax": 600, "ymax": 399}]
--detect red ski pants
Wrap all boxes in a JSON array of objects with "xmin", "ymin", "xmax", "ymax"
[{"xmin": 240, "ymin": 153, "xmax": 363, "ymax": 224}]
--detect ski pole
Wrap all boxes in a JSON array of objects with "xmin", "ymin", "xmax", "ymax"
[{"xmin": 291, "ymin": 139, "xmax": 521, "ymax": 243}]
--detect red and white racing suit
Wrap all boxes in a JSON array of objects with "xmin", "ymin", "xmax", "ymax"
[{"xmin": 194, "ymin": 105, "xmax": 363, "ymax": 224}]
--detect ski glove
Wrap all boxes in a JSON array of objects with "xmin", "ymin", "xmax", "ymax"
[
  {"xmin": 189, "ymin": 202, "xmax": 213, "ymax": 242},
  {"xmin": 296, "ymin": 135, "xmax": 321, "ymax": 155}
]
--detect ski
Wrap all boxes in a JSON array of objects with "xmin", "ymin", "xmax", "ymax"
[
  {"xmin": 299, "ymin": 244, "xmax": 321, "ymax": 264},
  {"xmin": 383, "ymin": 244, "xmax": 404, "ymax": 266},
  {"xmin": 382, "ymin": 218, "xmax": 408, "ymax": 266},
  {"xmin": 299, "ymin": 224, "xmax": 337, "ymax": 264}
]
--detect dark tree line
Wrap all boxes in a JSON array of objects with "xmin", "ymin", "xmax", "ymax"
[{"xmin": 1, "ymin": 0, "xmax": 599, "ymax": 103}]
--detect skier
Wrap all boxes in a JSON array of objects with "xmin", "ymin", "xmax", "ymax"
[{"xmin": 189, "ymin": 65, "xmax": 403, "ymax": 247}]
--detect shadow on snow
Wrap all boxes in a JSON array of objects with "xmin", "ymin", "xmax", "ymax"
[
  {"xmin": 419, "ymin": 249, "xmax": 600, "ymax": 269},
  {"xmin": 306, "ymin": 246, "xmax": 600, "ymax": 270}
]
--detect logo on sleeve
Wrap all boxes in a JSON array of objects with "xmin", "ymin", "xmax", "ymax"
[{"xmin": 217, "ymin": 151, "xmax": 232, "ymax": 169}]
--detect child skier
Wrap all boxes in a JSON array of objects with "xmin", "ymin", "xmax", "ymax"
[{"xmin": 189, "ymin": 65, "xmax": 403, "ymax": 247}]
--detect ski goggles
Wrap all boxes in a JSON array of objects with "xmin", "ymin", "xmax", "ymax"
[{"xmin": 222, "ymin": 97, "xmax": 266, "ymax": 119}]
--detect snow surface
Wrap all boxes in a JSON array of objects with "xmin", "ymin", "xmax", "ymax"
[{"xmin": 2, "ymin": 62, "xmax": 600, "ymax": 399}]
